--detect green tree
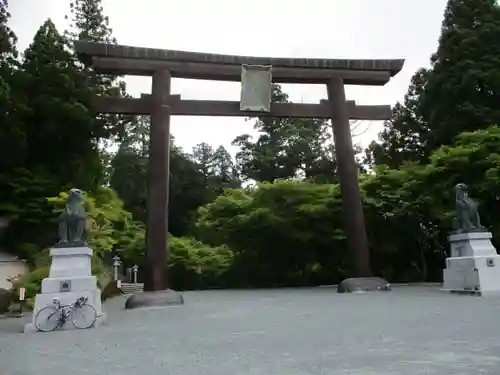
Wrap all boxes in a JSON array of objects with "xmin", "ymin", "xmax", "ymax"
[
  {"xmin": 364, "ymin": 126, "xmax": 500, "ymax": 281},
  {"xmin": 0, "ymin": 0, "xmax": 15, "ymax": 55},
  {"xmin": 199, "ymin": 123, "xmax": 500, "ymax": 285},
  {"xmin": 19, "ymin": 20, "xmax": 102, "ymax": 190},
  {"xmin": 361, "ymin": 164, "xmax": 441, "ymax": 281},
  {"xmin": 67, "ymin": 0, "xmax": 129, "ymax": 141},
  {"xmin": 365, "ymin": 68, "xmax": 430, "ymax": 168},
  {"xmin": 190, "ymin": 143, "xmax": 240, "ymax": 196},
  {"xmin": 109, "ymin": 116, "xmax": 150, "ymax": 221},
  {"xmin": 196, "ymin": 181, "xmax": 348, "ymax": 286},
  {"xmin": 0, "ymin": 0, "xmax": 17, "ymax": 101},
  {"xmin": 189, "ymin": 142, "xmax": 240, "ymax": 201},
  {"xmin": 0, "ymin": 0, "xmax": 24, "ymax": 235},
  {"xmin": 211, "ymin": 145, "xmax": 241, "ymax": 192},
  {"xmin": 423, "ymin": 126, "xmax": 500, "ymax": 236},
  {"xmin": 47, "ymin": 187, "xmax": 142, "ymax": 256},
  {"xmin": 233, "ymin": 84, "xmax": 337, "ymax": 183},
  {"xmin": 191, "ymin": 142, "xmax": 215, "ymax": 187},
  {"xmin": 69, "ymin": 0, "xmax": 116, "ymax": 45},
  {"xmin": 123, "ymin": 233, "xmax": 234, "ymax": 290},
  {"xmin": 110, "ymin": 119, "xmax": 208, "ymax": 236},
  {"xmin": 168, "ymin": 142, "xmax": 209, "ymax": 236},
  {"xmin": 1, "ymin": 20, "xmax": 103, "ymax": 258},
  {"xmin": 121, "ymin": 115, "xmax": 149, "ymax": 156},
  {"xmin": 109, "ymin": 143, "xmax": 148, "ymax": 222},
  {"xmin": 0, "ymin": 0, "xmax": 23, "ymax": 180},
  {"xmin": 418, "ymin": 0, "xmax": 500, "ymax": 152}
]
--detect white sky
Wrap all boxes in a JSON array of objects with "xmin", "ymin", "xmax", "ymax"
[{"xmin": 10, "ymin": 0, "xmax": 447, "ymax": 155}]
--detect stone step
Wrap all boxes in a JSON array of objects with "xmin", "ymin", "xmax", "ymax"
[{"xmin": 120, "ymin": 283, "xmax": 144, "ymax": 294}]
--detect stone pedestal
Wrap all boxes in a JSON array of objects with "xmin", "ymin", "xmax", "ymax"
[
  {"xmin": 442, "ymin": 232, "xmax": 500, "ymax": 296},
  {"xmin": 24, "ymin": 247, "xmax": 105, "ymax": 333},
  {"xmin": 125, "ymin": 289, "xmax": 184, "ymax": 309},
  {"xmin": 337, "ymin": 277, "xmax": 391, "ymax": 293}
]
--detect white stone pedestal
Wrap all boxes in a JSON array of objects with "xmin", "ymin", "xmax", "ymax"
[
  {"xmin": 442, "ymin": 232, "xmax": 500, "ymax": 296},
  {"xmin": 24, "ymin": 247, "xmax": 106, "ymax": 333}
]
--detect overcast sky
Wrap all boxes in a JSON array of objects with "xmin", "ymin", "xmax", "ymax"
[{"xmin": 10, "ymin": 0, "xmax": 448, "ymax": 154}]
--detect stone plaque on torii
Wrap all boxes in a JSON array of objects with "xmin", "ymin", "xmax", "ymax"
[
  {"xmin": 240, "ymin": 64, "xmax": 272, "ymax": 112},
  {"xmin": 75, "ymin": 41, "xmax": 405, "ymax": 304}
]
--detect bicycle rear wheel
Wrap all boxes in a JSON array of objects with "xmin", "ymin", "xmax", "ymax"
[
  {"xmin": 71, "ymin": 304, "xmax": 97, "ymax": 329},
  {"xmin": 35, "ymin": 306, "xmax": 61, "ymax": 332}
]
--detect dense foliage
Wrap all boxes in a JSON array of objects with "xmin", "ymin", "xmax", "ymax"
[{"xmin": 1, "ymin": 0, "xmax": 500, "ymax": 310}]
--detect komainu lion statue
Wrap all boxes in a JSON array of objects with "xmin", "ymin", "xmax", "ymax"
[
  {"xmin": 452, "ymin": 183, "xmax": 486, "ymax": 233},
  {"xmin": 56, "ymin": 188, "xmax": 87, "ymax": 247}
]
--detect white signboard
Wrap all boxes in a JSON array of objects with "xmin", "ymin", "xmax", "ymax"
[
  {"xmin": 19, "ymin": 287, "xmax": 25, "ymax": 301},
  {"xmin": 240, "ymin": 64, "xmax": 272, "ymax": 112}
]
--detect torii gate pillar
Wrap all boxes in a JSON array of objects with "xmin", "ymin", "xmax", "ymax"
[
  {"xmin": 327, "ymin": 76, "xmax": 371, "ymax": 277},
  {"xmin": 145, "ymin": 69, "xmax": 171, "ymax": 291},
  {"xmin": 125, "ymin": 69, "xmax": 185, "ymax": 308}
]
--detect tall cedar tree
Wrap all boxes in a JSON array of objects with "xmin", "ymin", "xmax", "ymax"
[
  {"xmin": 0, "ymin": 0, "xmax": 19, "ymax": 170},
  {"xmin": 190, "ymin": 143, "xmax": 240, "ymax": 198},
  {"xmin": 68, "ymin": 0, "xmax": 128, "ymax": 140},
  {"xmin": 20, "ymin": 20, "xmax": 102, "ymax": 190},
  {"xmin": 418, "ymin": 0, "xmax": 500, "ymax": 152},
  {"xmin": 0, "ymin": 0, "xmax": 23, "ymax": 251},
  {"xmin": 365, "ymin": 69, "xmax": 430, "ymax": 168},
  {"xmin": 110, "ymin": 117, "xmax": 209, "ymax": 236},
  {"xmin": 1, "ymin": 20, "xmax": 102, "ymax": 257},
  {"xmin": 233, "ymin": 84, "xmax": 336, "ymax": 183}
]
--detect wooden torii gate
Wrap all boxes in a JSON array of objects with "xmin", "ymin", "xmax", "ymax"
[{"xmin": 75, "ymin": 41, "xmax": 404, "ymax": 292}]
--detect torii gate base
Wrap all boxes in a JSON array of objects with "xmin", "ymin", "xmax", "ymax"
[{"xmin": 75, "ymin": 42, "xmax": 405, "ymax": 303}]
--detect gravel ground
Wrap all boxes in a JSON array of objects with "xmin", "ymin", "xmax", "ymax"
[{"xmin": 1, "ymin": 286, "xmax": 500, "ymax": 375}]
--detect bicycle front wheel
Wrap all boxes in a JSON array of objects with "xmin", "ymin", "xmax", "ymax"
[
  {"xmin": 71, "ymin": 304, "xmax": 97, "ymax": 329},
  {"xmin": 35, "ymin": 306, "xmax": 61, "ymax": 332}
]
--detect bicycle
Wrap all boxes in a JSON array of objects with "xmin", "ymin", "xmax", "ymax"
[{"xmin": 35, "ymin": 296, "xmax": 97, "ymax": 332}]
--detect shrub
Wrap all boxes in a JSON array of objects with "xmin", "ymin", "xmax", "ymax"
[
  {"xmin": 92, "ymin": 256, "xmax": 112, "ymax": 289},
  {"xmin": 10, "ymin": 266, "xmax": 49, "ymax": 304},
  {"xmin": 0, "ymin": 288, "xmax": 13, "ymax": 313},
  {"xmin": 101, "ymin": 280, "xmax": 124, "ymax": 301},
  {"xmin": 9, "ymin": 253, "xmax": 111, "ymax": 304},
  {"xmin": 168, "ymin": 236, "xmax": 234, "ymax": 290},
  {"xmin": 8, "ymin": 303, "xmax": 21, "ymax": 314}
]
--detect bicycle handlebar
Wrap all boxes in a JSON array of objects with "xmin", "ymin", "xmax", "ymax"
[{"xmin": 52, "ymin": 296, "xmax": 88, "ymax": 308}]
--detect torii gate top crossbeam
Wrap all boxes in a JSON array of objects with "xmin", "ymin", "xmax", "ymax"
[{"xmin": 75, "ymin": 41, "xmax": 405, "ymax": 85}]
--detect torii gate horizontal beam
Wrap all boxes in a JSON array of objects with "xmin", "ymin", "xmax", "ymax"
[
  {"xmin": 94, "ymin": 95, "xmax": 391, "ymax": 120},
  {"xmin": 91, "ymin": 57, "xmax": 393, "ymax": 85},
  {"xmin": 74, "ymin": 41, "xmax": 404, "ymax": 85}
]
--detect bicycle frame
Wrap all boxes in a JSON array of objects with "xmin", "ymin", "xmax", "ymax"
[
  {"xmin": 35, "ymin": 296, "xmax": 96, "ymax": 332},
  {"xmin": 51, "ymin": 297, "xmax": 88, "ymax": 326}
]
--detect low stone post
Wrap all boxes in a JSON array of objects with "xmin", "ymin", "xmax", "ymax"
[
  {"xmin": 132, "ymin": 265, "xmax": 139, "ymax": 284},
  {"xmin": 113, "ymin": 255, "xmax": 121, "ymax": 281}
]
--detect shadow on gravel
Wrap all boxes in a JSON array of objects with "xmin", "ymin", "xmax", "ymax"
[{"xmin": 0, "ymin": 314, "xmax": 32, "ymax": 334}]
